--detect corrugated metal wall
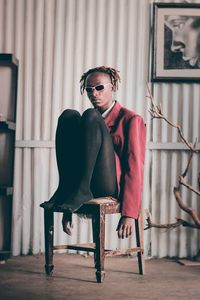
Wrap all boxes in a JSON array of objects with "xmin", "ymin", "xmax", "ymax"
[
  {"xmin": 0, "ymin": 0, "xmax": 199, "ymax": 257},
  {"xmin": 149, "ymin": 0, "xmax": 200, "ymax": 258},
  {"xmin": 150, "ymin": 83, "xmax": 200, "ymax": 257}
]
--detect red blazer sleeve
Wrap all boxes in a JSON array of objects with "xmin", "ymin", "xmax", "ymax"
[{"xmin": 120, "ymin": 115, "xmax": 146, "ymax": 218}]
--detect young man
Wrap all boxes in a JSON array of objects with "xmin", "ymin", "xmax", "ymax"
[{"xmin": 41, "ymin": 66, "xmax": 146, "ymax": 239}]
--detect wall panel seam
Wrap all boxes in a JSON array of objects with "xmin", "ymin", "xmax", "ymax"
[{"xmin": 15, "ymin": 140, "xmax": 200, "ymax": 150}]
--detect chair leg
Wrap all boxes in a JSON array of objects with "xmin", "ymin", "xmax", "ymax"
[
  {"xmin": 44, "ymin": 209, "xmax": 54, "ymax": 275},
  {"xmin": 94, "ymin": 207, "xmax": 105, "ymax": 283},
  {"xmin": 92, "ymin": 216, "xmax": 96, "ymax": 266},
  {"xmin": 135, "ymin": 210, "xmax": 145, "ymax": 275}
]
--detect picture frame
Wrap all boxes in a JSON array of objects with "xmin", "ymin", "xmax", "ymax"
[{"xmin": 152, "ymin": 3, "xmax": 200, "ymax": 82}]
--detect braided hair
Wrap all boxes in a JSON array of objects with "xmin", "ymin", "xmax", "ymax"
[{"xmin": 80, "ymin": 66, "xmax": 120, "ymax": 94}]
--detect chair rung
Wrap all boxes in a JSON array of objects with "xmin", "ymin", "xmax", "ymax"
[
  {"xmin": 53, "ymin": 243, "xmax": 96, "ymax": 252},
  {"xmin": 53, "ymin": 244, "xmax": 143, "ymax": 256},
  {"xmin": 105, "ymin": 247, "xmax": 143, "ymax": 257}
]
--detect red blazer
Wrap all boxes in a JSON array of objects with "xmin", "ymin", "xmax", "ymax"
[{"xmin": 104, "ymin": 101, "xmax": 146, "ymax": 218}]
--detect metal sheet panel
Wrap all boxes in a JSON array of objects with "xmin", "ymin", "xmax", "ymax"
[{"xmin": 0, "ymin": 0, "xmax": 199, "ymax": 258}]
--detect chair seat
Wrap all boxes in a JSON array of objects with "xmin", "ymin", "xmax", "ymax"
[
  {"xmin": 53, "ymin": 197, "xmax": 120, "ymax": 214},
  {"xmin": 84, "ymin": 196, "xmax": 118, "ymax": 205}
]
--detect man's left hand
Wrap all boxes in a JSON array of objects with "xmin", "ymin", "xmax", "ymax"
[{"xmin": 116, "ymin": 216, "xmax": 134, "ymax": 239}]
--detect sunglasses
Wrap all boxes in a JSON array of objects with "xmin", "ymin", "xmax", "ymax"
[{"xmin": 85, "ymin": 83, "xmax": 111, "ymax": 93}]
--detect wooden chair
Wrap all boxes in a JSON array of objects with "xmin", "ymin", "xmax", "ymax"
[{"xmin": 42, "ymin": 197, "xmax": 145, "ymax": 283}]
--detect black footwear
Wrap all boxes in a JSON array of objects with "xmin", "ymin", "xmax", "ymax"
[{"xmin": 40, "ymin": 200, "xmax": 56, "ymax": 210}]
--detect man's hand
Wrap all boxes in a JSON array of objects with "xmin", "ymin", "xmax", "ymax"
[
  {"xmin": 116, "ymin": 216, "xmax": 134, "ymax": 239},
  {"xmin": 62, "ymin": 212, "xmax": 73, "ymax": 236}
]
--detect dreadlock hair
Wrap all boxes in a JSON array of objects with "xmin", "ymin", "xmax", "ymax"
[{"xmin": 80, "ymin": 66, "xmax": 121, "ymax": 95}]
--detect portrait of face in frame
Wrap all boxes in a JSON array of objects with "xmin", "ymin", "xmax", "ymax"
[{"xmin": 152, "ymin": 3, "xmax": 200, "ymax": 82}]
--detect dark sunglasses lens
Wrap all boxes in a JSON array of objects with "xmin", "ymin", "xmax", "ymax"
[
  {"xmin": 96, "ymin": 85, "xmax": 104, "ymax": 91},
  {"xmin": 86, "ymin": 87, "xmax": 92, "ymax": 93}
]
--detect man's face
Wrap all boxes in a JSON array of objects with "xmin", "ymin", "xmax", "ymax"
[
  {"xmin": 85, "ymin": 72, "xmax": 113, "ymax": 113},
  {"xmin": 165, "ymin": 15, "xmax": 200, "ymax": 67}
]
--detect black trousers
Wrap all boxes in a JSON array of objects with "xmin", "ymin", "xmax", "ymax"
[{"xmin": 52, "ymin": 108, "xmax": 118, "ymax": 211}]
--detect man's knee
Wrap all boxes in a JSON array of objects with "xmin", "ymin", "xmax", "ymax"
[
  {"xmin": 82, "ymin": 108, "xmax": 101, "ymax": 123},
  {"xmin": 58, "ymin": 109, "xmax": 80, "ymax": 123}
]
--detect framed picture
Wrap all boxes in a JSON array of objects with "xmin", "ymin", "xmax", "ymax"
[{"xmin": 152, "ymin": 3, "xmax": 200, "ymax": 82}]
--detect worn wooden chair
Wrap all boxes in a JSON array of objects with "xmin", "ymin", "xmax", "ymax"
[{"xmin": 42, "ymin": 197, "xmax": 145, "ymax": 283}]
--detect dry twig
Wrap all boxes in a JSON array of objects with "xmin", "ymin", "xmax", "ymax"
[
  {"xmin": 146, "ymin": 84, "xmax": 198, "ymax": 153},
  {"xmin": 173, "ymin": 187, "xmax": 200, "ymax": 225},
  {"xmin": 144, "ymin": 209, "xmax": 200, "ymax": 230},
  {"xmin": 145, "ymin": 84, "xmax": 200, "ymax": 232},
  {"xmin": 144, "ymin": 209, "xmax": 183, "ymax": 230},
  {"xmin": 178, "ymin": 176, "xmax": 200, "ymax": 197}
]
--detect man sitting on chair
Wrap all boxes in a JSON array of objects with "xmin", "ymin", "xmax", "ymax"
[{"xmin": 40, "ymin": 66, "xmax": 146, "ymax": 239}]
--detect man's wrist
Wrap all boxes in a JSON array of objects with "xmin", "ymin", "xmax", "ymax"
[{"xmin": 121, "ymin": 215, "xmax": 134, "ymax": 219}]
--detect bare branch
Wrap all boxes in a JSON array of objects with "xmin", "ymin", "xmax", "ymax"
[
  {"xmin": 144, "ymin": 209, "xmax": 200, "ymax": 230},
  {"xmin": 181, "ymin": 147, "xmax": 195, "ymax": 178},
  {"xmin": 178, "ymin": 176, "xmax": 200, "ymax": 197},
  {"xmin": 180, "ymin": 219, "xmax": 200, "ymax": 229},
  {"xmin": 146, "ymin": 84, "xmax": 198, "ymax": 153},
  {"xmin": 145, "ymin": 83, "xmax": 200, "ymax": 232},
  {"xmin": 173, "ymin": 187, "xmax": 200, "ymax": 225},
  {"xmin": 144, "ymin": 209, "xmax": 183, "ymax": 230}
]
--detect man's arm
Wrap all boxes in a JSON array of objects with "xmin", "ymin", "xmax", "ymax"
[{"xmin": 116, "ymin": 115, "xmax": 146, "ymax": 238}]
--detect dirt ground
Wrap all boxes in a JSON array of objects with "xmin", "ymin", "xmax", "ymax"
[{"xmin": 0, "ymin": 253, "xmax": 200, "ymax": 300}]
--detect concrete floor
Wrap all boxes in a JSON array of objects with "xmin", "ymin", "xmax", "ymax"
[{"xmin": 0, "ymin": 254, "xmax": 200, "ymax": 300}]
